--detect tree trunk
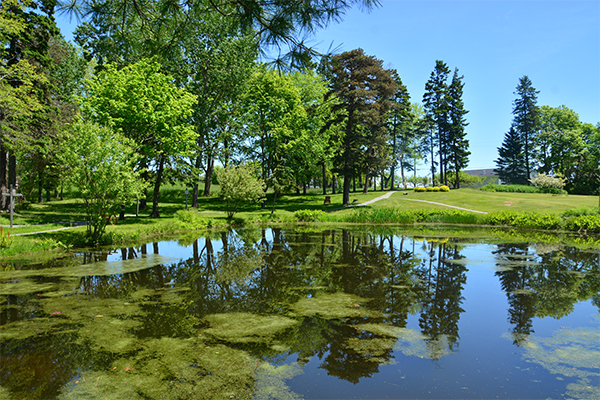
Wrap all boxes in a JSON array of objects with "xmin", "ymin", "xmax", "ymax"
[
  {"xmin": 363, "ymin": 174, "xmax": 369, "ymax": 194},
  {"xmin": 192, "ymin": 183, "xmax": 199, "ymax": 208},
  {"xmin": 150, "ymin": 156, "xmax": 165, "ymax": 218},
  {"xmin": 0, "ymin": 144, "xmax": 6, "ymax": 210},
  {"xmin": 342, "ymin": 175, "xmax": 351, "ymax": 205},
  {"xmin": 203, "ymin": 155, "xmax": 214, "ymax": 197},
  {"xmin": 332, "ymin": 176, "xmax": 336, "ymax": 195},
  {"xmin": 390, "ymin": 165, "xmax": 395, "ymax": 191},
  {"xmin": 303, "ymin": 182, "xmax": 307, "ymax": 195},
  {"xmin": 322, "ymin": 163, "xmax": 327, "ymax": 195},
  {"xmin": 192, "ymin": 155, "xmax": 201, "ymax": 208}
]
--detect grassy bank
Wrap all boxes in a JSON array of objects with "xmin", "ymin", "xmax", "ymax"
[{"xmin": 1, "ymin": 186, "xmax": 599, "ymax": 258}]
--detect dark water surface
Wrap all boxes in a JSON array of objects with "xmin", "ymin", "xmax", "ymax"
[{"xmin": 1, "ymin": 227, "xmax": 599, "ymax": 399}]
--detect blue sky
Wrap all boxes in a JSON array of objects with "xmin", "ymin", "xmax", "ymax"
[{"xmin": 55, "ymin": 0, "xmax": 599, "ymax": 173}]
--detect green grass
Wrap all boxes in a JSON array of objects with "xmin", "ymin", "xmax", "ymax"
[
  {"xmin": 2, "ymin": 185, "xmax": 599, "ymax": 258},
  {"xmin": 375, "ymin": 188, "xmax": 597, "ymax": 214}
]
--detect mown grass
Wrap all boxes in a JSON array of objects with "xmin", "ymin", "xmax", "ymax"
[
  {"xmin": 1, "ymin": 185, "xmax": 599, "ymax": 258},
  {"xmin": 375, "ymin": 188, "xmax": 597, "ymax": 214}
]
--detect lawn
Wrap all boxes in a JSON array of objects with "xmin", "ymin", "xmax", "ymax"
[
  {"xmin": 1, "ymin": 185, "xmax": 598, "ymax": 256},
  {"xmin": 372, "ymin": 188, "xmax": 598, "ymax": 214}
]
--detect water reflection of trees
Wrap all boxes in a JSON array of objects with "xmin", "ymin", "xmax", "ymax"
[
  {"xmin": 494, "ymin": 244, "xmax": 600, "ymax": 346},
  {"xmin": 3, "ymin": 229, "xmax": 598, "ymax": 398}
]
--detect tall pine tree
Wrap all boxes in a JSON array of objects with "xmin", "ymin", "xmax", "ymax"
[
  {"xmin": 495, "ymin": 126, "xmax": 527, "ymax": 185},
  {"xmin": 328, "ymin": 48, "xmax": 396, "ymax": 205},
  {"xmin": 446, "ymin": 68, "xmax": 470, "ymax": 188},
  {"xmin": 512, "ymin": 75, "xmax": 539, "ymax": 181},
  {"xmin": 422, "ymin": 60, "xmax": 450, "ymax": 186}
]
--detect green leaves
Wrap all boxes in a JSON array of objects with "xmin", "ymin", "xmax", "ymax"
[
  {"xmin": 59, "ymin": 121, "xmax": 146, "ymax": 244},
  {"xmin": 218, "ymin": 164, "xmax": 266, "ymax": 218}
]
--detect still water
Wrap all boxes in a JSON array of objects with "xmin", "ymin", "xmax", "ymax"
[{"xmin": 1, "ymin": 227, "xmax": 599, "ymax": 399}]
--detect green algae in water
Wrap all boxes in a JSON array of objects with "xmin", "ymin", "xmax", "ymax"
[
  {"xmin": 57, "ymin": 337, "xmax": 257, "ymax": 400},
  {"xmin": 203, "ymin": 313, "xmax": 299, "ymax": 344},
  {"xmin": 0, "ymin": 254, "xmax": 178, "ymax": 280},
  {"xmin": 345, "ymin": 337, "xmax": 397, "ymax": 363},
  {"xmin": 506, "ymin": 328, "xmax": 600, "ymax": 399},
  {"xmin": 254, "ymin": 362, "xmax": 304, "ymax": 400},
  {"xmin": 356, "ymin": 323, "xmax": 452, "ymax": 360},
  {"xmin": 288, "ymin": 292, "xmax": 382, "ymax": 320},
  {"xmin": 0, "ymin": 278, "xmax": 59, "ymax": 296}
]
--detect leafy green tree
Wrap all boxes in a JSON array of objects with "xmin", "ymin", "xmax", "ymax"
[
  {"xmin": 512, "ymin": 75, "xmax": 540, "ymax": 181},
  {"xmin": 17, "ymin": 36, "xmax": 92, "ymax": 203},
  {"xmin": 219, "ymin": 163, "xmax": 266, "ymax": 218},
  {"xmin": 534, "ymin": 105, "xmax": 600, "ymax": 194},
  {"xmin": 328, "ymin": 48, "xmax": 396, "ymax": 204},
  {"xmin": 422, "ymin": 60, "xmax": 451, "ymax": 185},
  {"xmin": 178, "ymin": 12, "xmax": 257, "ymax": 202},
  {"xmin": 60, "ymin": 121, "xmax": 145, "ymax": 244},
  {"xmin": 446, "ymin": 69, "xmax": 470, "ymax": 188},
  {"xmin": 237, "ymin": 65, "xmax": 307, "ymax": 206},
  {"xmin": 288, "ymin": 69, "xmax": 340, "ymax": 194},
  {"xmin": 1, "ymin": 0, "xmax": 59, "ymax": 207},
  {"xmin": 81, "ymin": 59, "xmax": 197, "ymax": 217},
  {"xmin": 495, "ymin": 126, "xmax": 527, "ymax": 185}
]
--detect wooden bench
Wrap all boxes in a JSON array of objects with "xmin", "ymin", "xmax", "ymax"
[{"xmin": 324, "ymin": 196, "xmax": 331, "ymax": 204}]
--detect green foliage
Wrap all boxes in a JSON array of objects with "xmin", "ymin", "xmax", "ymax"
[
  {"xmin": 432, "ymin": 186, "xmax": 440, "ymax": 192},
  {"xmin": 294, "ymin": 209, "xmax": 327, "ymax": 222},
  {"xmin": 484, "ymin": 211, "xmax": 561, "ymax": 230},
  {"xmin": 560, "ymin": 207, "xmax": 600, "ymax": 233},
  {"xmin": 479, "ymin": 183, "xmax": 566, "ymax": 194},
  {"xmin": 529, "ymin": 173, "xmax": 565, "ymax": 190},
  {"xmin": 174, "ymin": 210, "xmax": 208, "ymax": 230},
  {"xmin": 59, "ymin": 121, "xmax": 146, "ymax": 245},
  {"xmin": 219, "ymin": 164, "xmax": 266, "ymax": 218},
  {"xmin": 81, "ymin": 59, "xmax": 197, "ymax": 217},
  {"xmin": 439, "ymin": 185, "xmax": 450, "ymax": 192},
  {"xmin": 426, "ymin": 186, "xmax": 434, "ymax": 192},
  {"xmin": 0, "ymin": 226, "xmax": 12, "ymax": 248},
  {"xmin": 414, "ymin": 186, "xmax": 426, "ymax": 192}
]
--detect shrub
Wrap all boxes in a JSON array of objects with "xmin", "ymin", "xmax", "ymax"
[
  {"xmin": 426, "ymin": 186, "xmax": 434, "ymax": 192},
  {"xmin": 174, "ymin": 210, "xmax": 208, "ymax": 230},
  {"xmin": 439, "ymin": 185, "xmax": 450, "ymax": 192},
  {"xmin": 432, "ymin": 186, "xmax": 440, "ymax": 192},
  {"xmin": 480, "ymin": 184, "xmax": 529, "ymax": 193},
  {"xmin": 0, "ymin": 226, "xmax": 12, "ymax": 248},
  {"xmin": 295, "ymin": 209, "xmax": 327, "ymax": 222},
  {"xmin": 529, "ymin": 173, "xmax": 565, "ymax": 190},
  {"xmin": 219, "ymin": 164, "xmax": 266, "ymax": 218},
  {"xmin": 414, "ymin": 186, "xmax": 426, "ymax": 192}
]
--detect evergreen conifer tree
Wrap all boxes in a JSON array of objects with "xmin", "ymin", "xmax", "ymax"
[
  {"xmin": 495, "ymin": 126, "xmax": 527, "ymax": 184},
  {"xmin": 512, "ymin": 75, "xmax": 540, "ymax": 181},
  {"xmin": 423, "ymin": 60, "xmax": 451, "ymax": 185},
  {"xmin": 447, "ymin": 68, "xmax": 470, "ymax": 188}
]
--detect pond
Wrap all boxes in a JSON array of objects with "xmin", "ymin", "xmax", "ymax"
[{"xmin": 1, "ymin": 227, "xmax": 599, "ymax": 399}]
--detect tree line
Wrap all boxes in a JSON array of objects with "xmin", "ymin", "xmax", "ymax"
[
  {"xmin": 1, "ymin": 0, "xmax": 473, "ymax": 218},
  {"xmin": 495, "ymin": 76, "xmax": 600, "ymax": 195}
]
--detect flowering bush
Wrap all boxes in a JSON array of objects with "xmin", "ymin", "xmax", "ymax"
[
  {"xmin": 529, "ymin": 174, "xmax": 565, "ymax": 190},
  {"xmin": 440, "ymin": 185, "xmax": 450, "ymax": 192},
  {"xmin": 432, "ymin": 186, "xmax": 440, "ymax": 192},
  {"xmin": 426, "ymin": 186, "xmax": 434, "ymax": 192},
  {"xmin": 414, "ymin": 186, "xmax": 426, "ymax": 192}
]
